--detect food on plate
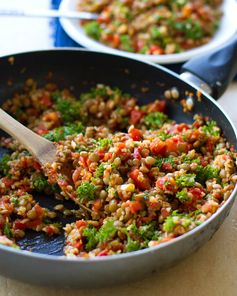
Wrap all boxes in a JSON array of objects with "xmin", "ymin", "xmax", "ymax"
[
  {"xmin": 0, "ymin": 81, "xmax": 236, "ymax": 258},
  {"xmin": 77, "ymin": 0, "xmax": 223, "ymax": 54}
]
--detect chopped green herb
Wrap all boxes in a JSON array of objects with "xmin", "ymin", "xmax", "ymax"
[
  {"xmin": 176, "ymin": 174, "xmax": 196, "ymax": 187},
  {"xmin": 0, "ymin": 153, "xmax": 11, "ymax": 175},
  {"xmin": 11, "ymin": 197, "xmax": 19, "ymax": 206},
  {"xmin": 157, "ymin": 131, "xmax": 172, "ymax": 141},
  {"xmin": 96, "ymin": 220, "xmax": 117, "ymax": 243},
  {"xmin": 202, "ymin": 121, "xmax": 220, "ymax": 137},
  {"xmin": 155, "ymin": 156, "xmax": 174, "ymax": 169},
  {"xmin": 4, "ymin": 222, "xmax": 13, "ymax": 238},
  {"xmin": 176, "ymin": 189, "xmax": 190, "ymax": 203},
  {"xmin": 44, "ymin": 123, "xmax": 84, "ymax": 142},
  {"xmin": 54, "ymin": 97, "xmax": 81, "ymax": 123},
  {"xmin": 96, "ymin": 163, "xmax": 105, "ymax": 178},
  {"xmin": 125, "ymin": 236, "xmax": 141, "ymax": 252},
  {"xmin": 32, "ymin": 175, "xmax": 49, "ymax": 192},
  {"xmin": 84, "ymin": 21, "xmax": 102, "ymax": 40},
  {"xmin": 76, "ymin": 182, "xmax": 96, "ymax": 201},
  {"xmin": 144, "ymin": 112, "xmax": 168, "ymax": 129},
  {"xmin": 83, "ymin": 225, "xmax": 98, "ymax": 251},
  {"xmin": 96, "ymin": 138, "xmax": 113, "ymax": 149},
  {"xmin": 196, "ymin": 165, "xmax": 219, "ymax": 184},
  {"xmin": 120, "ymin": 35, "xmax": 134, "ymax": 52}
]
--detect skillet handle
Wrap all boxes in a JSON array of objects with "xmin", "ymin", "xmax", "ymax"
[{"xmin": 181, "ymin": 34, "xmax": 237, "ymax": 100}]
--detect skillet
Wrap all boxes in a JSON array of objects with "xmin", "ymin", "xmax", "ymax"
[{"xmin": 0, "ymin": 36, "xmax": 237, "ymax": 287}]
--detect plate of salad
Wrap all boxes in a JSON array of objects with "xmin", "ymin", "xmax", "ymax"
[{"xmin": 59, "ymin": 0, "xmax": 237, "ymax": 64}]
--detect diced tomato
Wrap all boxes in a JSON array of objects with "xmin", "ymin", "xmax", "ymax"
[
  {"xmin": 98, "ymin": 250, "xmax": 109, "ymax": 256},
  {"xmin": 130, "ymin": 169, "xmax": 150, "ymax": 190},
  {"xmin": 14, "ymin": 220, "xmax": 27, "ymax": 230},
  {"xmin": 103, "ymin": 152, "xmax": 113, "ymax": 161},
  {"xmin": 161, "ymin": 208, "xmax": 170, "ymax": 218},
  {"xmin": 161, "ymin": 162, "xmax": 173, "ymax": 171},
  {"xmin": 41, "ymin": 92, "xmax": 52, "ymax": 107},
  {"xmin": 129, "ymin": 200, "xmax": 142, "ymax": 214},
  {"xmin": 148, "ymin": 45, "xmax": 164, "ymax": 55},
  {"xmin": 71, "ymin": 241, "xmax": 83, "ymax": 249},
  {"xmin": 129, "ymin": 127, "xmax": 142, "ymax": 141},
  {"xmin": 147, "ymin": 100, "xmax": 166, "ymax": 113},
  {"xmin": 169, "ymin": 123, "xmax": 189, "ymax": 134},
  {"xmin": 2, "ymin": 177, "xmax": 14, "ymax": 188},
  {"xmin": 32, "ymin": 161, "xmax": 41, "ymax": 170},
  {"xmin": 25, "ymin": 219, "xmax": 42, "ymax": 229},
  {"xmin": 201, "ymin": 158, "xmax": 208, "ymax": 167},
  {"xmin": 133, "ymin": 147, "xmax": 142, "ymax": 160},
  {"xmin": 188, "ymin": 188, "xmax": 205, "ymax": 200},
  {"xmin": 92, "ymin": 199, "xmax": 102, "ymax": 212},
  {"xmin": 156, "ymin": 176, "xmax": 177, "ymax": 192},
  {"xmin": 79, "ymin": 155, "xmax": 88, "ymax": 167},
  {"xmin": 44, "ymin": 225, "xmax": 56, "ymax": 236},
  {"xmin": 36, "ymin": 126, "xmax": 49, "ymax": 135},
  {"xmin": 206, "ymin": 138, "xmax": 214, "ymax": 153},
  {"xmin": 166, "ymin": 137, "xmax": 190, "ymax": 154},
  {"xmin": 34, "ymin": 204, "xmax": 44, "ymax": 218},
  {"xmin": 58, "ymin": 179, "xmax": 69, "ymax": 188},
  {"xmin": 72, "ymin": 168, "xmax": 82, "ymax": 183},
  {"xmin": 150, "ymin": 139, "xmax": 166, "ymax": 156},
  {"xmin": 130, "ymin": 109, "xmax": 143, "ymax": 125},
  {"xmin": 76, "ymin": 220, "xmax": 87, "ymax": 229}
]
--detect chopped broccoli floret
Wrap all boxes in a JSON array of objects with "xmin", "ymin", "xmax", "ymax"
[
  {"xmin": 76, "ymin": 182, "xmax": 96, "ymax": 201},
  {"xmin": 144, "ymin": 112, "xmax": 168, "ymax": 129}
]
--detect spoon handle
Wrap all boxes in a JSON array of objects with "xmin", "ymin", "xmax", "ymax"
[
  {"xmin": 0, "ymin": 108, "xmax": 56, "ymax": 165},
  {"xmin": 0, "ymin": 9, "xmax": 98, "ymax": 20}
]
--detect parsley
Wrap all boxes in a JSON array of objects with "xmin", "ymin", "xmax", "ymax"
[
  {"xmin": 176, "ymin": 189, "xmax": 190, "ymax": 203},
  {"xmin": 54, "ymin": 96, "xmax": 81, "ymax": 123},
  {"xmin": 120, "ymin": 35, "xmax": 134, "ymax": 52},
  {"xmin": 83, "ymin": 225, "xmax": 98, "ymax": 251},
  {"xmin": 32, "ymin": 175, "xmax": 49, "ymax": 192},
  {"xmin": 202, "ymin": 121, "xmax": 220, "ymax": 137},
  {"xmin": 144, "ymin": 112, "xmax": 168, "ymax": 129},
  {"xmin": 196, "ymin": 165, "xmax": 219, "ymax": 184},
  {"xmin": 125, "ymin": 236, "xmax": 141, "ymax": 252},
  {"xmin": 96, "ymin": 220, "xmax": 117, "ymax": 243},
  {"xmin": 44, "ymin": 123, "xmax": 84, "ymax": 142},
  {"xmin": 158, "ymin": 131, "xmax": 172, "ymax": 141},
  {"xmin": 155, "ymin": 156, "xmax": 174, "ymax": 169},
  {"xmin": 176, "ymin": 174, "xmax": 196, "ymax": 187},
  {"xmin": 84, "ymin": 21, "xmax": 102, "ymax": 40},
  {"xmin": 4, "ymin": 222, "xmax": 13, "ymax": 238},
  {"xmin": 11, "ymin": 197, "xmax": 19, "ymax": 206},
  {"xmin": 0, "ymin": 153, "xmax": 11, "ymax": 175},
  {"xmin": 76, "ymin": 182, "xmax": 96, "ymax": 201},
  {"xmin": 96, "ymin": 138, "xmax": 113, "ymax": 149},
  {"xmin": 163, "ymin": 215, "xmax": 176, "ymax": 232},
  {"xmin": 95, "ymin": 164, "xmax": 105, "ymax": 178},
  {"xmin": 138, "ymin": 222, "xmax": 160, "ymax": 241},
  {"xmin": 163, "ymin": 211, "xmax": 193, "ymax": 233}
]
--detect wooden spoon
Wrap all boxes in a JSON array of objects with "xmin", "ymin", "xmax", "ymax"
[{"xmin": 0, "ymin": 108, "xmax": 92, "ymax": 214}]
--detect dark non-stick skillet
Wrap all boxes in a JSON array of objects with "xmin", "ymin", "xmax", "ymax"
[{"xmin": 0, "ymin": 35, "xmax": 237, "ymax": 287}]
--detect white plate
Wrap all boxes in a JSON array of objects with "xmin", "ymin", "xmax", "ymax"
[{"xmin": 59, "ymin": 0, "xmax": 237, "ymax": 64}]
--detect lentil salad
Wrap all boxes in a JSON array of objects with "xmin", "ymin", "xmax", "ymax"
[
  {"xmin": 77, "ymin": 0, "xmax": 223, "ymax": 55},
  {"xmin": 0, "ymin": 81, "xmax": 236, "ymax": 258}
]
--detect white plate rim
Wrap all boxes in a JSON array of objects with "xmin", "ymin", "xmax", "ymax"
[{"xmin": 59, "ymin": 0, "xmax": 237, "ymax": 64}]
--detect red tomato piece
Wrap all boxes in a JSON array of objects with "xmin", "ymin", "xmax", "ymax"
[
  {"xmin": 129, "ymin": 127, "xmax": 142, "ymax": 141},
  {"xmin": 150, "ymin": 139, "xmax": 166, "ymax": 156},
  {"xmin": 129, "ymin": 200, "xmax": 142, "ymax": 214},
  {"xmin": 130, "ymin": 169, "xmax": 150, "ymax": 190},
  {"xmin": 130, "ymin": 109, "xmax": 144, "ymax": 125}
]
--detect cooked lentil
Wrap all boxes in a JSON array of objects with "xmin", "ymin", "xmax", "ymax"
[
  {"xmin": 77, "ymin": 0, "xmax": 223, "ymax": 54},
  {"xmin": 0, "ymin": 81, "xmax": 236, "ymax": 258}
]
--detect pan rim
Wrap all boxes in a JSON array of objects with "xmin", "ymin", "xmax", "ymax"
[{"xmin": 0, "ymin": 48, "xmax": 236, "ymax": 262}]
